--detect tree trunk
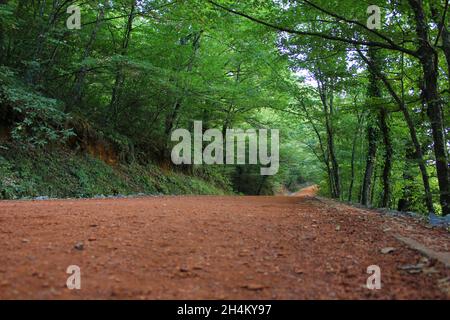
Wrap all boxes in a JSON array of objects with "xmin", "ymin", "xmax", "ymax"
[
  {"xmin": 72, "ymin": 4, "xmax": 105, "ymax": 108},
  {"xmin": 316, "ymin": 74, "xmax": 340, "ymax": 199},
  {"xmin": 348, "ymin": 112, "xmax": 364, "ymax": 202},
  {"xmin": 298, "ymin": 99, "xmax": 334, "ymax": 197},
  {"xmin": 442, "ymin": 26, "xmax": 450, "ymax": 90},
  {"xmin": 356, "ymin": 48, "xmax": 435, "ymax": 213},
  {"xmin": 371, "ymin": 162, "xmax": 378, "ymax": 205},
  {"xmin": 257, "ymin": 175, "xmax": 269, "ymax": 195},
  {"xmin": 409, "ymin": 0, "xmax": 449, "ymax": 215},
  {"xmin": 398, "ymin": 146, "xmax": 416, "ymax": 212},
  {"xmin": 378, "ymin": 107, "xmax": 392, "ymax": 208},
  {"xmin": 109, "ymin": 1, "xmax": 135, "ymax": 127},
  {"xmin": 324, "ymin": 106, "xmax": 340, "ymax": 199},
  {"xmin": 367, "ymin": 47, "xmax": 392, "ymax": 208},
  {"xmin": 361, "ymin": 122, "xmax": 378, "ymax": 206},
  {"xmin": 430, "ymin": 3, "xmax": 450, "ymax": 90}
]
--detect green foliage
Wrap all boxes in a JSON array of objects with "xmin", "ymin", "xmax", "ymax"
[
  {"xmin": 0, "ymin": 146, "xmax": 230, "ymax": 199},
  {"xmin": 0, "ymin": 0, "xmax": 448, "ymax": 215},
  {"xmin": 0, "ymin": 67, "xmax": 75, "ymax": 147}
]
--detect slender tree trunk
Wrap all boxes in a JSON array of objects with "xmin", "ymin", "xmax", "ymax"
[
  {"xmin": 298, "ymin": 99, "xmax": 334, "ymax": 197},
  {"xmin": 430, "ymin": 3, "xmax": 450, "ymax": 90},
  {"xmin": 222, "ymin": 64, "xmax": 240, "ymax": 162},
  {"xmin": 324, "ymin": 105, "xmax": 340, "ymax": 199},
  {"xmin": 438, "ymin": 25, "xmax": 450, "ymax": 91},
  {"xmin": 398, "ymin": 146, "xmax": 416, "ymax": 212},
  {"xmin": 348, "ymin": 136, "xmax": 357, "ymax": 202},
  {"xmin": 71, "ymin": 4, "xmax": 105, "ymax": 108},
  {"xmin": 356, "ymin": 48, "xmax": 435, "ymax": 213},
  {"xmin": 409, "ymin": 0, "xmax": 449, "ymax": 215},
  {"xmin": 361, "ymin": 122, "xmax": 378, "ymax": 206},
  {"xmin": 378, "ymin": 107, "xmax": 392, "ymax": 208},
  {"xmin": 109, "ymin": 1, "xmax": 135, "ymax": 127},
  {"xmin": 25, "ymin": 0, "xmax": 67, "ymax": 84},
  {"xmin": 367, "ymin": 47, "xmax": 392, "ymax": 208},
  {"xmin": 257, "ymin": 175, "xmax": 269, "ymax": 195},
  {"xmin": 316, "ymin": 75, "xmax": 340, "ymax": 199},
  {"xmin": 361, "ymin": 48, "xmax": 383, "ymax": 207},
  {"xmin": 371, "ymin": 162, "xmax": 378, "ymax": 206},
  {"xmin": 443, "ymin": 27, "xmax": 450, "ymax": 90},
  {"xmin": 25, "ymin": 0, "xmax": 48, "ymax": 84},
  {"xmin": 0, "ymin": 16, "xmax": 4, "ymax": 64},
  {"xmin": 348, "ymin": 112, "xmax": 363, "ymax": 202},
  {"xmin": 326, "ymin": 155, "xmax": 336, "ymax": 197},
  {"xmin": 162, "ymin": 31, "xmax": 202, "ymax": 161}
]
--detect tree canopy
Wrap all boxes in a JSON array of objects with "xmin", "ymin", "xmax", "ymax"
[{"xmin": 0, "ymin": 0, "xmax": 448, "ymax": 214}]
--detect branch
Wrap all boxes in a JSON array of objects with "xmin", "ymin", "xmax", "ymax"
[
  {"xmin": 356, "ymin": 47, "xmax": 403, "ymax": 107},
  {"xmin": 301, "ymin": 0, "xmax": 403, "ymax": 52},
  {"xmin": 82, "ymin": 0, "xmax": 179, "ymax": 26},
  {"xmin": 434, "ymin": 0, "xmax": 449, "ymax": 46},
  {"xmin": 207, "ymin": 0, "xmax": 418, "ymax": 57}
]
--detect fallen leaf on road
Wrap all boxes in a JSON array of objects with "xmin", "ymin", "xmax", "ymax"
[
  {"xmin": 294, "ymin": 268, "xmax": 304, "ymax": 274},
  {"xmin": 437, "ymin": 277, "xmax": 450, "ymax": 294},
  {"xmin": 398, "ymin": 263, "xmax": 425, "ymax": 271},
  {"xmin": 241, "ymin": 284, "xmax": 265, "ymax": 291},
  {"xmin": 423, "ymin": 267, "xmax": 439, "ymax": 275},
  {"xmin": 178, "ymin": 266, "xmax": 189, "ymax": 272},
  {"xmin": 381, "ymin": 247, "xmax": 395, "ymax": 254}
]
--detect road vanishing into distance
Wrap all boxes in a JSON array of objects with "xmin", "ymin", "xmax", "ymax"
[{"xmin": 0, "ymin": 186, "xmax": 449, "ymax": 299}]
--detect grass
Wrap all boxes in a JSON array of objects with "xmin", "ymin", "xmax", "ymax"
[{"xmin": 0, "ymin": 146, "xmax": 231, "ymax": 199}]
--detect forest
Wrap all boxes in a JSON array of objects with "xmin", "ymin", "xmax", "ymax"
[{"xmin": 0, "ymin": 0, "xmax": 449, "ymax": 215}]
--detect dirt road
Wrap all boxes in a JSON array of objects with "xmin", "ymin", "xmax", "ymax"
[{"xmin": 0, "ymin": 188, "xmax": 449, "ymax": 299}]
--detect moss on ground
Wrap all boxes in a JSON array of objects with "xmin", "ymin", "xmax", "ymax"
[{"xmin": 0, "ymin": 147, "xmax": 231, "ymax": 199}]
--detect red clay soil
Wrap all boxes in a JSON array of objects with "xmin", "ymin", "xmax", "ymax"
[{"xmin": 0, "ymin": 186, "xmax": 449, "ymax": 299}]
